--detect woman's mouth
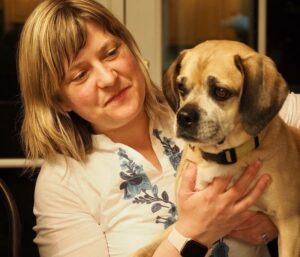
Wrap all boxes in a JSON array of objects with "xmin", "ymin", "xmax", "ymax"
[{"xmin": 105, "ymin": 87, "xmax": 129, "ymax": 106}]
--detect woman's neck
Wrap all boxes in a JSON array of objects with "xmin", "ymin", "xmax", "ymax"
[
  {"xmin": 105, "ymin": 110, "xmax": 151, "ymax": 150},
  {"xmin": 105, "ymin": 110, "xmax": 162, "ymax": 172}
]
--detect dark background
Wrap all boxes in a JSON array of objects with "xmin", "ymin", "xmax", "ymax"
[
  {"xmin": 266, "ymin": 0, "xmax": 300, "ymax": 93},
  {"xmin": 0, "ymin": 0, "xmax": 299, "ymax": 257}
]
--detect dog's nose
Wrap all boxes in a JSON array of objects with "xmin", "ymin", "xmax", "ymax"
[{"xmin": 177, "ymin": 105, "xmax": 199, "ymax": 128}]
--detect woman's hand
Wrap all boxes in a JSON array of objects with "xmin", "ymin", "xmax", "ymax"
[
  {"xmin": 228, "ymin": 212, "xmax": 278, "ymax": 245},
  {"xmin": 175, "ymin": 160, "xmax": 271, "ymax": 247}
]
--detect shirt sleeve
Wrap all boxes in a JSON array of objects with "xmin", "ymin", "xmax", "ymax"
[
  {"xmin": 33, "ymin": 164, "xmax": 109, "ymax": 257},
  {"xmin": 279, "ymin": 92, "xmax": 300, "ymax": 128}
]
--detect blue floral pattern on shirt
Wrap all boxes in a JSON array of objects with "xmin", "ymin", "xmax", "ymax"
[
  {"xmin": 118, "ymin": 148, "xmax": 152, "ymax": 199},
  {"xmin": 153, "ymin": 128, "xmax": 182, "ymax": 172},
  {"xmin": 118, "ymin": 128, "xmax": 182, "ymax": 228},
  {"xmin": 132, "ymin": 185, "xmax": 177, "ymax": 228}
]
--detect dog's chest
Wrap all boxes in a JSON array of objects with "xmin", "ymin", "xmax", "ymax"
[{"xmin": 195, "ymin": 161, "xmax": 243, "ymax": 190}]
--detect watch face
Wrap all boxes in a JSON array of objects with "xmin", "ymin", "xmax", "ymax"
[{"xmin": 181, "ymin": 240, "xmax": 208, "ymax": 257}]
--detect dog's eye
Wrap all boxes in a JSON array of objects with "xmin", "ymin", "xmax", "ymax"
[
  {"xmin": 177, "ymin": 82, "xmax": 188, "ymax": 96},
  {"xmin": 212, "ymin": 86, "xmax": 232, "ymax": 101}
]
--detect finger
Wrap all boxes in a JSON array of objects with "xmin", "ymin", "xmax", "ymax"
[
  {"xmin": 234, "ymin": 174, "xmax": 271, "ymax": 212},
  {"xmin": 179, "ymin": 162, "xmax": 197, "ymax": 195},
  {"xmin": 230, "ymin": 212, "xmax": 260, "ymax": 231},
  {"xmin": 208, "ymin": 176, "xmax": 233, "ymax": 194},
  {"xmin": 239, "ymin": 212, "xmax": 268, "ymax": 229},
  {"xmin": 228, "ymin": 210, "xmax": 257, "ymax": 230},
  {"xmin": 234, "ymin": 212, "xmax": 278, "ymax": 235},
  {"xmin": 228, "ymin": 212, "xmax": 278, "ymax": 245},
  {"xmin": 227, "ymin": 160, "xmax": 262, "ymax": 200}
]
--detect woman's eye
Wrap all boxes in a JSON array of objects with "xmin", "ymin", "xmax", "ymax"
[
  {"xmin": 106, "ymin": 46, "xmax": 119, "ymax": 59},
  {"xmin": 72, "ymin": 71, "xmax": 87, "ymax": 82}
]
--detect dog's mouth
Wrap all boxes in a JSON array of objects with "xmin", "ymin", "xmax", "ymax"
[
  {"xmin": 177, "ymin": 131, "xmax": 199, "ymax": 142},
  {"xmin": 177, "ymin": 128, "xmax": 226, "ymax": 145},
  {"xmin": 176, "ymin": 107, "xmax": 227, "ymax": 145},
  {"xmin": 217, "ymin": 137, "xmax": 225, "ymax": 144}
]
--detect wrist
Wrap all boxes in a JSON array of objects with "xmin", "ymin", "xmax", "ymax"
[
  {"xmin": 168, "ymin": 227, "xmax": 209, "ymax": 257},
  {"xmin": 175, "ymin": 222, "xmax": 213, "ymax": 247}
]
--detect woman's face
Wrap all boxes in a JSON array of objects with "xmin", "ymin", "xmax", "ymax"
[{"xmin": 59, "ymin": 21, "xmax": 147, "ymax": 134}]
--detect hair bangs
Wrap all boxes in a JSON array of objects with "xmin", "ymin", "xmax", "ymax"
[{"xmin": 48, "ymin": 10, "xmax": 87, "ymax": 83}]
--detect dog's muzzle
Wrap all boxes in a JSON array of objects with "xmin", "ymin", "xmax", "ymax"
[
  {"xmin": 176, "ymin": 104, "xmax": 223, "ymax": 144},
  {"xmin": 176, "ymin": 104, "xmax": 199, "ymax": 141}
]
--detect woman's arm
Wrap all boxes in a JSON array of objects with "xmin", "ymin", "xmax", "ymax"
[
  {"xmin": 34, "ymin": 171, "xmax": 109, "ymax": 257},
  {"xmin": 279, "ymin": 92, "xmax": 300, "ymax": 128},
  {"xmin": 152, "ymin": 161, "xmax": 270, "ymax": 257}
]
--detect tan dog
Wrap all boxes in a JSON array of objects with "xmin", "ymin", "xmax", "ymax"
[{"xmin": 133, "ymin": 40, "xmax": 300, "ymax": 257}]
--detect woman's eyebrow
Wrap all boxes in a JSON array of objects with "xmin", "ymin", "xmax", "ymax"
[{"xmin": 68, "ymin": 38, "xmax": 120, "ymax": 71}]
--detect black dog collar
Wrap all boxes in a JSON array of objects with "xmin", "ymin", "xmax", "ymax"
[{"xmin": 201, "ymin": 136, "xmax": 260, "ymax": 165}]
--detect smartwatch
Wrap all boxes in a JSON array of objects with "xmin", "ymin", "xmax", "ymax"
[{"xmin": 167, "ymin": 228, "xmax": 208, "ymax": 257}]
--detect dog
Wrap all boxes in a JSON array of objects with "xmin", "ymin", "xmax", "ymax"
[{"xmin": 132, "ymin": 40, "xmax": 300, "ymax": 257}]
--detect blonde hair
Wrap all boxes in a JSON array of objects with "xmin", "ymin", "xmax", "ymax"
[{"xmin": 18, "ymin": 0, "xmax": 170, "ymax": 163}]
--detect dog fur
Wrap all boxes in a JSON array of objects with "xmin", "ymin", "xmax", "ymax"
[{"xmin": 133, "ymin": 40, "xmax": 300, "ymax": 257}]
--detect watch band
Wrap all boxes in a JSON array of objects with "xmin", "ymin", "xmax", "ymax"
[
  {"xmin": 168, "ymin": 228, "xmax": 208, "ymax": 257},
  {"xmin": 167, "ymin": 227, "xmax": 190, "ymax": 252}
]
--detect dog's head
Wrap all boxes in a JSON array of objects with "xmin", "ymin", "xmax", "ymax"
[{"xmin": 163, "ymin": 40, "xmax": 289, "ymax": 149}]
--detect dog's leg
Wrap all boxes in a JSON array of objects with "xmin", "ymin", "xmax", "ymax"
[
  {"xmin": 130, "ymin": 226, "xmax": 173, "ymax": 257},
  {"xmin": 130, "ymin": 239, "xmax": 163, "ymax": 257},
  {"xmin": 277, "ymin": 216, "xmax": 300, "ymax": 257}
]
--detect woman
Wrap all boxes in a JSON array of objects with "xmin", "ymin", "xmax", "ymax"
[{"xmin": 19, "ymin": 0, "xmax": 298, "ymax": 256}]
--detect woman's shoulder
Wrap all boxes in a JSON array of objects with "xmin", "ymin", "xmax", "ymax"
[
  {"xmin": 33, "ymin": 153, "xmax": 103, "ymax": 241},
  {"xmin": 35, "ymin": 149, "xmax": 119, "ymax": 199},
  {"xmin": 38, "ymin": 154, "xmax": 77, "ymax": 178},
  {"xmin": 34, "ymin": 153, "xmax": 100, "ymax": 213},
  {"xmin": 35, "ymin": 154, "xmax": 84, "ymax": 197}
]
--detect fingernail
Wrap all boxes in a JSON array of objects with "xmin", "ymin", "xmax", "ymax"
[
  {"xmin": 187, "ymin": 161, "xmax": 196, "ymax": 169},
  {"xmin": 254, "ymin": 159, "xmax": 262, "ymax": 168},
  {"xmin": 264, "ymin": 175, "xmax": 272, "ymax": 185}
]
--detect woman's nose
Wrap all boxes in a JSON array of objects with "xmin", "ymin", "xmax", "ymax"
[{"xmin": 95, "ymin": 63, "xmax": 117, "ymax": 88}]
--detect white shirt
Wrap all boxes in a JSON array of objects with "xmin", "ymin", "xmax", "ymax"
[
  {"xmin": 33, "ymin": 93, "xmax": 300, "ymax": 257},
  {"xmin": 34, "ymin": 120, "xmax": 183, "ymax": 257},
  {"xmin": 279, "ymin": 92, "xmax": 300, "ymax": 127}
]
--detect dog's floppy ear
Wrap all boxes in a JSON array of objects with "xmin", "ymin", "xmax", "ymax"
[
  {"xmin": 163, "ymin": 51, "xmax": 186, "ymax": 112},
  {"xmin": 235, "ymin": 53, "xmax": 289, "ymax": 136}
]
